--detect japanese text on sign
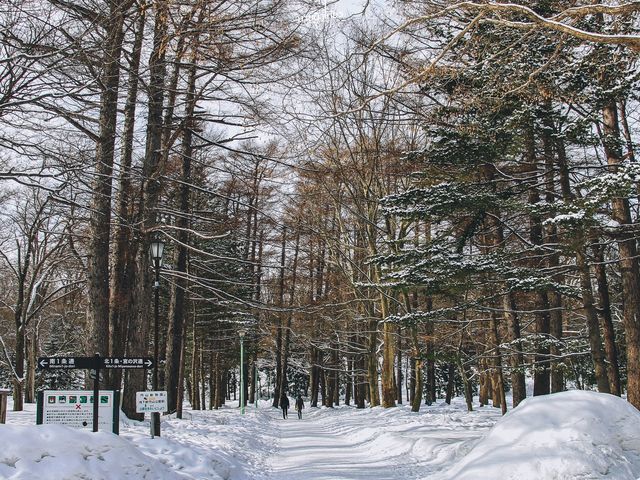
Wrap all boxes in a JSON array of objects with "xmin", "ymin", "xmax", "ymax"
[{"xmin": 136, "ymin": 391, "xmax": 168, "ymax": 413}]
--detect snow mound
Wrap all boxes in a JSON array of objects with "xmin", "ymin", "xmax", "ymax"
[
  {"xmin": 0, "ymin": 424, "xmax": 186, "ymax": 480},
  {"xmin": 442, "ymin": 390, "xmax": 640, "ymax": 480}
]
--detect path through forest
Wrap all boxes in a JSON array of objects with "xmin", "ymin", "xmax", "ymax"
[
  {"xmin": 266, "ymin": 400, "xmax": 500, "ymax": 479},
  {"xmin": 4, "ymin": 397, "xmax": 502, "ymax": 479}
]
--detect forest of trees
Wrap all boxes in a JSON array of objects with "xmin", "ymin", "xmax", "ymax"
[{"xmin": 0, "ymin": 0, "xmax": 638, "ymax": 421}]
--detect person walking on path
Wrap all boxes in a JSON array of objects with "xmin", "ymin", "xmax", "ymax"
[
  {"xmin": 295, "ymin": 394, "xmax": 304, "ymax": 419},
  {"xmin": 281, "ymin": 394, "xmax": 290, "ymax": 419}
]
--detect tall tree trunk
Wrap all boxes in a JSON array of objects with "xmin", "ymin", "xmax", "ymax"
[
  {"xmin": 109, "ymin": 5, "xmax": 145, "ymax": 392},
  {"xmin": 541, "ymin": 108, "xmax": 564, "ymax": 395},
  {"xmin": 123, "ymin": 0, "xmax": 170, "ymax": 419},
  {"xmin": 280, "ymin": 229, "xmax": 299, "ymax": 402},
  {"xmin": 482, "ymin": 163, "xmax": 526, "ymax": 407},
  {"xmin": 165, "ymin": 55, "xmax": 197, "ymax": 414},
  {"xmin": 602, "ymin": 99, "xmax": 640, "ymax": 408},
  {"xmin": 526, "ymin": 120, "xmax": 551, "ymax": 396},
  {"xmin": 88, "ymin": 0, "xmax": 129, "ymax": 358},
  {"xmin": 273, "ymin": 227, "xmax": 286, "ymax": 407}
]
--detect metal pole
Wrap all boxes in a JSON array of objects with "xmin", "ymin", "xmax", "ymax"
[
  {"xmin": 93, "ymin": 353, "xmax": 100, "ymax": 432},
  {"xmin": 240, "ymin": 337, "xmax": 245, "ymax": 414},
  {"xmin": 255, "ymin": 364, "xmax": 258, "ymax": 408},
  {"xmin": 152, "ymin": 264, "xmax": 161, "ymax": 437}
]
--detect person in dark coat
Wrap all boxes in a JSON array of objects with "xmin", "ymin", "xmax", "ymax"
[
  {"xmin": 280, "ymin": 394, "xmax": 290, "ymax": 419},
  {"xmin": 295, "ymin": 394, "xmax": 304, "ymax": 419}
]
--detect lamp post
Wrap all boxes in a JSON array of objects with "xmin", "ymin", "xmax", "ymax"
[
  {"xmin": 149, "ymin": 234, "xmax": 164, "ymax": 437},
  {"xmin": 239, "ymin": 329, "xmax": 246, "ymax": 414}
]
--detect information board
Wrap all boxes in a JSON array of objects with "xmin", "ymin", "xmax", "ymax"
[
  {"xmin": 136, "ymin": 391, "xmax": 168, "ymax": 413},
  {"xmin": 36, "ymin": 390, "xmax": 120, "ymax": 434}
]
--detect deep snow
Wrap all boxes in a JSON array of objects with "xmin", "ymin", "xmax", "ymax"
[{"xmin": 2, "ymin": 391, "xmax": 640, "ymax": 479}]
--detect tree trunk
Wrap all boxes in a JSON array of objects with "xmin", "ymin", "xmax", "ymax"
[
  {"xmin": 396, "ymin": 328, "xmax": 403, "ymax": 404},
  {"xmin": 88, "ymin": 0, "xmax": 128, "ymax": 359},
  {"xmin": 526, "ymin": 120, "xmax": 551, "ymax": 396},
  {"xmin": 176, "ymin": 312, "xmax": 188, "ymax": 419},
  {"xmin": 122, "ymin": 0, "xmax": 170, "ymax": 419},
  {"xmin": 208, "ymin": 351, "xmax": 214, "ymax": 410},
  {"xmin": 411, "ymin": 326, "xmax": 423, "ymax": 412},
  {"xmin": 273, "ymin": 228, "xmax": 286, "ymax": 407},
  {"xmin": 12, "ymin": 326, "xmax": 24, "ymax": 411},
  {"xmin": 109, "ymin": 5, "xmax": 145, "ymax": 392},
  {"xmin": 445, "ymin": 363, "xmax": 455, "ymax": 405},
  {"xmin": 485, "ymin": 210, "xmax": 526, "ymax": 406},
  {"xmin": 479, "ymin": 358, "xmax": 489, "ymax": 407},
  {"xmin": 602, "ymin": 99, "xmax": 640, "ymax": 409},
  {"xmin": 24, "ymin": 331, "xmax": 36, "ymax": 404},
  {"xmin": 541, "ymin": 105, "xmax": 564, "ymax": 395},
  {"xmin": 576, "ymin": 246, "xmax": 610, "ymax": 393},
  {"xmin": 200, "ymin": 341, "xmax": 206, "ymax": 411},
  {"xmin": 332, "ymin": 344, "xmax": 340, "ymax": 407},
  {"xmin": 592, "ymin": 242, "xmax": 621, "ymax": 395},
  {"xmin": 618, "ymin": 99, "xmax": 636, "ymax": 163},
  {"xmin": 367, "ymin": 317, "xmax": 380, "ymax": 407},
  {"xmin": 310, "ymin": 346, "xmax": 320, "ymax": 407},
  {"xmin": 381, "ymin": 319, "xmax": 396, "ymax": 408},
  {"xmin": 165, "ymin": 55, "xmax": 196, "ymax": 414},
  {"xmin": 192, "ymin": 334, "xmax": 200, "ymax": 410},
  {"xmin": 489, "ymin": 313, "xmax": 507, "ymax": 415},
  {"xmin": 345, "ymin": 357, "xmax": 352, "ymax": 406},
  {"xmin": 459, "ymin": 360, "xmax": 474, "ymax": 412}
]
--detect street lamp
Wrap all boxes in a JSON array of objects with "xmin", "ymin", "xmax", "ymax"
[
  {"xmin": 149, "ymin": 233, "xmax": 164, "ymax": 437},
  {"xmin": 238, "ymin": 328, "xmax": 246, "ymax": 414}
]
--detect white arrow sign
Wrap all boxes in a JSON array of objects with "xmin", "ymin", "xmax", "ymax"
[{"xmin": 39, "ymin": 358, "xmax": 48, "ymax": 368}]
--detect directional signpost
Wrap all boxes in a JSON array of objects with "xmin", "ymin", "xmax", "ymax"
[
  {"xmin": 38, "ymin": 354, "xmax": 153, "ymax": 433},
  {"xmin": 38, "ymin": 356, "xmax": 153, "ymax": 370}
]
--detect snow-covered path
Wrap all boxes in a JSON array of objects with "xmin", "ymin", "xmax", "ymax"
[
  {"xmin": 6, "ymin": 392, "xmax": 640, "ymax": 479},
  {"xmin": 3, "ymin": 397, "xmax": 502, "ymax": 480},
  {"xmin": 266, "ymin": 402, "xmax": 499, "ymax": 480}
]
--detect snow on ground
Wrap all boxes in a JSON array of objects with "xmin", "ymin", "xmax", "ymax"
[
  {"xmin": 268, "ymin": 400, "xmax": 497, "ymax": 480},
  {"xmin": 2, "ymin": 391, "xmax": 640, "ymax": 479},
  {"xmin": 442, "ymin": 391, "xmax": 640, "ymax": 480}
]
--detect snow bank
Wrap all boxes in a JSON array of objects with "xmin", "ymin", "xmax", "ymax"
[
  {"xmin": 0, "ymin": 424, "xmax": 186, "ymax": 479},
  {"xmin": 442, "ymin": 390, "xmax": 640, "ymax": 480}
]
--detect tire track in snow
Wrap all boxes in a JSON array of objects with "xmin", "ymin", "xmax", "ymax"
[{"xmin": 265, "ymin": 402, "xmax": 500, "ymax": 480}]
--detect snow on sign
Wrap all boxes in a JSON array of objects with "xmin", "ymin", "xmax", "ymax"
[
  {"xmin": 36, "ymin": 390, "xmax": 120, "ymax": 434},
  {"xmin": 136, "ymin": 391, "xmax": 168, "ymax": 413}
]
